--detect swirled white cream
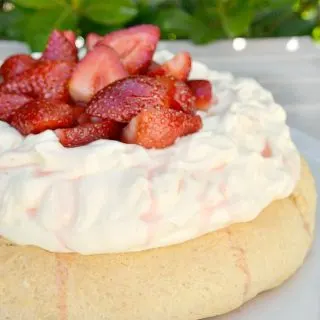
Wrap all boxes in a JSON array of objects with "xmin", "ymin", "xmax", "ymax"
[{"xmin": 0, "ymin": 50, "xmax": 300, "ymax": 254}]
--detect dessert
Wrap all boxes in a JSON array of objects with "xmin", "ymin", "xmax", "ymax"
[{"xmin": 0, "ymin": 25, "xmax": 317, "ymax": 319}]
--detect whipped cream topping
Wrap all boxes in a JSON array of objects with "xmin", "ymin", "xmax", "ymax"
[{"xmin": 0, "ymin": 51, "xmax": 300, "ymax": 254}]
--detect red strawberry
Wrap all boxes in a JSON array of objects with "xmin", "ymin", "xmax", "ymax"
[
  {"xmin": 157, "ymin": 77, "xmax": 195, "ymax": 114},
  {"xmin": 41, "ymin": 30, "xmax": 78, "ymax": 63},
  {"xmin": 187, "ymin": 80, "xmax": 213, "ymax": 110},
  {"xmin": 0, "ymin": 54, "xmax": 36, "ymax": 81},
  {"xmin": 98, "ymin": 25, "xmax": 160, "ymax": 74},
  {"xmin": 122, "ymin": 107, "xmax": 202, "ymax": 149},
  {"xmin": 11, "ymin": 99, "xmax": 74, "ymax": 135},
  {"xmin": 147, "ymin": 52, "xmax": 191, "ymax": 81},
  {"xmin": 86, "ymin": 33, "xmax": 103, "ymax": 51},
  {"xmin": 145, "ymin": 61, "xmax": 162, "ymax": 75},
  {"xmin": 0, "ymin": 93, "xmax": 33, "ymax": 121},
  {"xmin": 72, "ymin": 105, "xmax": 86, "ymax": 123},
  {"xmin": 0, "ymin": 60, "xmax": 75, "ymax": 102},
  {"xmin": 62, "ymin": 30, "xmax": 76, "ymax": 45},
  {"xmin": 69, "ymin": 44, "xmax": 128, "ymax": 103},
  {"xmin": 87, "ymin": 75, "xmax": 170, "ymax": 123},
  {"xmin": 56, "ymin": 119, "xmax": 122, "ymax": 147}
]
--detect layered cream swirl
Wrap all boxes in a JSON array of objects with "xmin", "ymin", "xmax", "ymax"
[{"xmin": 0, "ymin": 51, "xmax": 300, "ymax": 254}]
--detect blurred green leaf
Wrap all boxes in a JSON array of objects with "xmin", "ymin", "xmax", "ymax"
[
  {"xmin": 83, "ymin": 0, "xmax": 137, "ymax": 25},
  {"xmin": 268, "ymin": 0, "xmax": 296, "ymax": 8},
  {"xmin": 79, "ymin": 16, "xmax": 122, "ymax": 36},
  {"xmin": 12, "ymin": 0, "xmax": 65, "ymax": 9},
  {"xmin": 192, "ymin": 3, "xmax": 226, "ymax": 41},
  {"xmin": 218, "ymin": 1, "xmax": 254, "ymax": 37},
  {"xmin": 0, "ymin": 8, "xmax": 27, "ymax": 40},
  {"xmin": 154, "ymin": 8, "xmax": 195, "ymax": 38},
  {"xmin": 24, "ymin": 7, "xmax": 78, "ymax": 51},
  {"xmin": 273, "ymin": 15, "xmax": 315, "ymax": 36}
]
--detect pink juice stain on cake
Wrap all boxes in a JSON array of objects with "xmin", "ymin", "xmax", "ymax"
[
  {"xmin": 261, "ymin": 141, "xmax": 272, "ymax": 158},
  {"xmin": 34, "ymin": 169, "xmax": 55, "ymax": 177},
  {"xmin": 198, "ymin": 181, "xmax": 228, "ymax": 233},
  {"xmin": 55, "ymin": 254, "xmax": 74, "ymax": 320},
  {"xmin": 140, "ymin": 169, "xmax": 161, "ymax": 245},
  {"xmin": 26, "ymin": 207, "xmax": 37, "ymax": 218}
]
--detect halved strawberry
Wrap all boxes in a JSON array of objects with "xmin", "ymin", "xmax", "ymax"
[
  {"xmin": 157, "ymin": 77, "xmax": 195, "ymax": 114},
  {"xmin": 86, "ymin": 33, "xmax": 103, "ymax": 51},
  {"xmin": 0, "ymin": 54, "xmax": 36, "ymax": 81},
  {"xmin": 147, "ymin": 52, "xmax": 191, "ymax": 81},
  {"xmin": 87, "ymin": 75, "xmax": 170, "ymax": 123},
  {"xmin": 41, "ymin": 30, "xmax": 78, "ymax": 63},
  {"xmin": 62, "ymin": 30, "xmax": 76, "ymax": 45},
  {"xmin": 69, "ymin": 44, "xmax": 128, "ymax": 103},
  {"xmin": 56, "ymin": 119, "xmax": 122, "ymax": 147},
  {"xmin": 187, "ymin": 80, "xmax": 213, "ymax": 110},
  {"xmin": 122, "ymin": 107, "xmax": 202, "ymax": 149},
  {"xmin": 10, "ymin": 99, "xmax": 74, "ymax": 135},
  {"xmin": 0, "ymin": 60, "xmax": 75, "ymax": 102},
  {"xmin": 99, "ymin": 25, "xmax": 160, "ymax": 74},
  {"xmin": 0, "ymin": 93, "xmax": 33, "ymax": 121}
]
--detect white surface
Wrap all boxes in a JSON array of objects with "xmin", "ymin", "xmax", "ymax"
[{"xmin": 0, "ymin": 37, "xmax": 319, "ymax": 319}]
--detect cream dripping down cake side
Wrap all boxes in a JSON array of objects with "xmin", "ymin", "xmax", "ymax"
[{"xmin": 0, "ymin": 25, "xmax": 317, "ymax": 320}]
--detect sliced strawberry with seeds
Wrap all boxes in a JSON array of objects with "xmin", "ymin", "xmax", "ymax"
[
  {"xmin": 99, "ymin": 25, "xmax": 160, "ymax": 74},
  {"xmin": 11, "ymin": 99, "xmax": 74, "ymax": 135},
  {"xmin": 62, "ymin": 30, "xmax": 76, "ymax": 45},
  {"xmin": 87, "ymin": 75, "xmax": 170, "ymax": 123},
  {"xmin": 0, "ymin": 93, "xmax": 33, "ymax": 121},
  {"xmin": 41, "ymin": 30, "xmax": 78, "ymax": 63},
  {"xmin": 157, "ymin": 77, "xmax": 195, "ymax": 114},
  {"xmin": 86, "ymin": 33, "xmax": 103, "ymax": 51},
  {"xmin": 122, "ymin": 107, "xmax": 202, "ymax": 149},
  {"xmin": 56, "ymin": 119, "xmax": 122, "ymax": 147},
  {"xmin": 0, "ymin": 54, "xmax": 36, "ymax": 81},
  {"xmin": 69, "ymin": 44, "xmax": 128, "ymax": 103},
  {"xmin": 147, "ymin": 52, "xmax": 191, "ymax": 81},
  {"xmin": 0, "ymin": 60, "xmax": 75, "ymax": 102},
  {"xmin": 187, "ymin": 80, "xmax": 213, "ymax": 110}
]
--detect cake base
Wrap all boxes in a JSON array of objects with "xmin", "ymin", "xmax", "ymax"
[{"xmin": 0, "ymin": 158, "xmax": 317, "ymax": 320}]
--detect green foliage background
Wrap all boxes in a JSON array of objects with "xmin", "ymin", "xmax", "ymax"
[{"xmin": 0, "ymin": 0, "xmax": 319, "ymax": 51}]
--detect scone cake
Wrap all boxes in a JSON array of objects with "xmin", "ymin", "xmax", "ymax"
[{"xmin": 0, "ymin": 25, "xmax": 317, "ymax": 320}]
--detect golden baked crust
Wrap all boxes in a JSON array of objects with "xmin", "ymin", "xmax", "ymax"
[{"xmin": 0, "ymin": 158, "xmax": 317, "ymax": 320}]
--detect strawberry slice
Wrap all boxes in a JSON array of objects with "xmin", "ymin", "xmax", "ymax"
[
  {"xmin": 0, "ymin": 60, "xmax": 75, "ymax": 102},
  {"xmin": 99, "ymin": 25, "xmax": 160, "ymax": 74},
  {"xmin": 10, "ymin": 99, "xmax": 74, "ymax": 135},
  {"xmin": 0, "ymin": 54, "xmax": 36, "ymax": 81},
  {"xmin": 56, "ymin": 119, "xmax": 122, "ymax": 147},
  {"xmin": 86, "ymin": 33, "xmax": 103, "ymax": 51},
  {"xmin": 87, "ymin": 75, "xmax": 170, "ymax": 123},
  {"xmin": 69, "ymin": 44, "xmax": 128, "ymax": 103},
  {"xmin": 147, "ymin": 52, "xmax": 191, "ymax": 81},
  {"xmin": 62, "ymin": 30, "xmax": 76, "ymax": 45},
  {"xmin": 0, "ymin": 93, "xmax": 33, "ymax": 121},
  {"xmin": 157, "ymin": 77, "xmax": 195, "ymax": 114},
  {"xmin": 41, "ymin": 30, "xmax": 78, "ymax": 63},
  {"xmin": 187, "ymin": 80, "xmax": 213, "ymax": 110},
  {"xmin": 122, "ymin": 107, "xmax": 202, "ymax": 149}
]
